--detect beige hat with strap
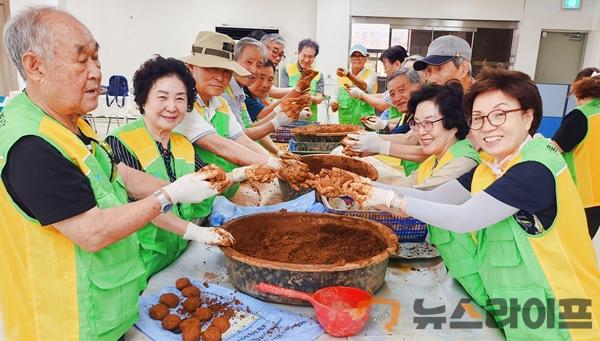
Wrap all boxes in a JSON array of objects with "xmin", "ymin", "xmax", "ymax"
[{"xmin": 179, "ymin": 31, "xmax": 251, "ymax": 77}]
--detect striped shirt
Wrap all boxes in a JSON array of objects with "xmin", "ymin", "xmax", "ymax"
[{"xmin": 105, "ymin": 135, "xmax": 206, "ymax": 173}]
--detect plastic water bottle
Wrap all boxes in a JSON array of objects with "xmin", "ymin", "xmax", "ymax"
[{"xmin": 324, "ymin": 74, "xmax": 337, "ymax": 124}]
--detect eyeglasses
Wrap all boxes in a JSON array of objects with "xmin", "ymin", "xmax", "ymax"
[
  {"xmin": 409, "ymin": 117, "xmax": 443, "ymax": 132},
  {"xmin": 467, "ymin": 108, "xmax": 522, "ymax": 130},
  {"xmin": 350, "ymin": 55, "xmax": 366, "ymax": 59},
  {"xmin": 270, "ymin": 49, "xmax": 285, "ymax": 59}
]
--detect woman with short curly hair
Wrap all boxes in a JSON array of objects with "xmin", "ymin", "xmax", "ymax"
[{"xmin": 105, "ymin": 55, "xmax": 222, "ymax": 278}]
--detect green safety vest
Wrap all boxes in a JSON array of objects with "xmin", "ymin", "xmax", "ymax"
[
  {"xmin": 471, "ymin": 137, "xmax": 600, "ymax": 340},
  {"xmin": 388, "ymin": 106, "xmax": 403, "ymax": 120},
  {"xmin": 224, "ymin": 85, "xmax": 252, "ymax": 128},
  {"xmin": 336, "ymin": 68, "xmax": 376, "ymax": 125},
  {"xmin": 387, "ymin": 108, "xmax": 420, "ymax": 176},
  {"xmin": 0, "ymin": 93, "xmax": 146, "ymax": 340},
  {"xmin": 562, "ymin": 98, "xmax": 600, "ymax": 208},
  {"xmin": 192, "ymin": 97, "xmax": 239, "ymax": 198},
  {"xmin": 108, "ymin": 118, "xmax": 213, "ymax": 278},
  {"xmin": 286, "ymin": 63, "xmax": 320, "ymax": 122},
  {"xmin": 415, "ymin": 140, "xmax": 488, "ymax": 307}
]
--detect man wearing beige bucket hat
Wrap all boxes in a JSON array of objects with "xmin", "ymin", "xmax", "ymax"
[{"xmin": 174, "ymin": 31, "xmax": 298, "ymax": 195}]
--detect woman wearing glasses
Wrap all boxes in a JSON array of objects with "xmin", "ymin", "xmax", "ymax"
[
  {"xmin": 106, "ymin": 56, "xmax": 236, "ymax": 279},
  {"xmin": 552, "ymin": 67, "xmax": 600, "ymax": 239},
  {"xmin": 354, "ymin": 68, "xmax": 600, "ymax": 339}
]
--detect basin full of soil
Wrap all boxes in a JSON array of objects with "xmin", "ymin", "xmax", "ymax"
[{"xmin": 220, "ymin": 212, "xmax": 397, "ymax": 305}]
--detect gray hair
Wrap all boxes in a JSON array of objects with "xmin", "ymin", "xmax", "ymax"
[
  {"xmin": 451, "ymin": 57, "xmax": 472, "ymax": 76},
  {"xmin": 387, "ymin": 67, "xmax": 421, "ymax": 85},
  {"xmin": 2, "ymin": 6, "xmax": 67, "ymax": 80},
  {"xmin": 260, "ymin": 33, "xmax": 285, "ymax": 47},
  {"xmin": 234, "ymin": 37, "xmax": 266, "ymax": 61},
  {"xmin": 401, "ymin": 54, "xmax": 423, "ymax": 67}
]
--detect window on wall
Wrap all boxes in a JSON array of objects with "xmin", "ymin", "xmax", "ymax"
[{"xmin": 351, "ymin": 18, "xmax": 517, "ymax": 80}]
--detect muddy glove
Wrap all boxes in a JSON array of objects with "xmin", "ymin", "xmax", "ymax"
[
  {"xmin": 162, "ymin": 173, "xmax": 218, "ymax": 204},
  {"xmin": 330, "ymin": 101, "xmax": 339, "ymax": 112},
  {"xmin": 183, "ymin": 223, "xmax": 235, "ymax": 246},
  {"xmin": 271, "ymin": 106, "xmax": 294, "ymax": 129},
  {"xmin": 363, "ymin": 187, "xmax": 400, "ymax": 209},
  {"xmin": 336, "ymin": 67, "xmax": 348, "ymax": 77},
  {"xmin": 349, "ymin": 87, "xmax": 364, "ymax": 99},
  {"xmin": 230, "ymin": 166, "xmax": 250, "ymax": 182},
  {"xmin": 362, "ymin": 116, "xmax": 388, "ymax": 130},
  {"xmin": 346, "ymin": 131, "xmax": 391, "ymax": 155}
]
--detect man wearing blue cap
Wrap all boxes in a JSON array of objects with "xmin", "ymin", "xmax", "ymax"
[
  {"xmin": 413, "ymin": 35, "xmax": 473, "ymax": 91},
  {"xmin": 331, "ymin": 43, "xmax": 378, "ymax": 125}
]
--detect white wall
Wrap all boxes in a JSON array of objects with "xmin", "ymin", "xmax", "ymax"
[
  {"xmin": 6, "ymin": 0, "xmax": 600, "ymax": 86},
  {"xmin": 516, "ymin": 0, "xmax": 599, "ymax": 76},
  {"xmin": 62, "ymin": 0, "xmax": 317, "ymax": 83}
]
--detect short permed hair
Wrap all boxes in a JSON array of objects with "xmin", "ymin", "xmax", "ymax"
[
  {"xmin": 132, "ymin": 55, "xmax": 196, "ymax": 115},
  {"xmin": 572, "ymin": 67, "xmax": 600, "ymax": 100},
  {"xmin": 464, "ymin": 67, "xmax": 542, "ymax": 135},
  {"xmin": 407, "ymin": 82, "xmax": 469, "ymax": 140}
]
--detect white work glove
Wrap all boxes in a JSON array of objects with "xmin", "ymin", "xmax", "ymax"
[
  {"xmin": 267, "ymin": 156, "xmax": 282, "ymax": 169},
  {"xmin": 349, "ymin": 87, "xmax": 365, "ymax": 99},
  {"xmin": 271, "ymin": 106, "xmax": 294, "ymax": 129},
  {"xmin": 183, "ymin": 223, "xmax": 235, "ymax": 246},
  {"xmin": 363, "ymin": 187, "xmax": 399, "ymax": 209},
  {"xmin": 347, "ymin": 131, "xmax": 391, "ymax": 155},
  {"xmin": 298, "ymin": 109, "xmax": 311, "ymax": 120},
  {"xmin": 362, "ymin": 116, "xmax": 388, "ymax": 130},
  {"xmin": 162, "ymin": 173, "xmax": 218, "ymax": 204},
  {"xmin": 230, "ymin": 166, "xmax": 251, "ymax": 182}
]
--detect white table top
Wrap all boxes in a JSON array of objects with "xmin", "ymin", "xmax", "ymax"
[{"xmin": 126, "ymin": 242, "xmax": 504, "ymax": 341}]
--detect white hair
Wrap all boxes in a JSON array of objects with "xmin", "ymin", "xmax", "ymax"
[
  {"xmin": 260, "ymin": 33, "xmax": 285, "ymax": 47},
  {"xmin": 3, "ymin": 6, "xmax": 72, "ymax": 80},
  {"xmin": 234, "ymin": 37, "xmax": 266, "ymax": 61}
]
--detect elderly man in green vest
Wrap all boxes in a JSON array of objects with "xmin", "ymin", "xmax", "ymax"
[{"xmin": 0, "ymin": 7, "xmax": 233, "ymax": 340}]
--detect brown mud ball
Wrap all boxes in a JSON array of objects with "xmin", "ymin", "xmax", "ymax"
[
  {"xmin": 202, "ymin": 325, "xmax": 222, "ymax": 341},
  {"xmin": 181, "ymin": 285, "xmax": 201, "ymax": 298},
  {"xmin": 182, "ymin": 326, "xmax": 201, "ymax": 341},
  {"xmin": 176, "ymin": 277, "xmax": 192, "ymax": 291},
  {"xmin": 149, "ymin": 303, "xmax": 169, "ymax": 320},
  {"xmin": 161, "ymin": 314, "xmax": 181, "ymax": 331},
  {"xmin": 194, "ymin": 307, "xmax": 213, "ymax": 322},
  {"xmin": 159, "ymin": 293, "xmax": 180, "ymax": 308},
  {"xmin": 179, "ymin": 317, "xmax": 201, "ymax": 332},
  {"xmin": 182, "ymin": 297, "xmax": 202, "ymax": 313},
  {"xmin": 210, "ymin": 316, "xmax": 231, "ymax": 333}
]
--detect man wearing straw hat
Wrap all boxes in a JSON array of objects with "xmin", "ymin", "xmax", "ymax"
[{"xmin": 174, "ymin": 32, "xmax": 297, "ymax": 178}]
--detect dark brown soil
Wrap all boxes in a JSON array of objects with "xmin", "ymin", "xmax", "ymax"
[
  {"xmin": 301, "ymin": 154, "xmax": 378, "ymax": 180},
  {"xmin": 229, "ymin": 222, "xmax": 387, "ymax": 265}
]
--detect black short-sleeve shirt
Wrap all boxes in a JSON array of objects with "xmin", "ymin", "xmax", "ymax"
[
  {"xmin": 1, "ymin": 135, "xmax": 97, "ymax": 225},
  {"xmin": 457, "ymin": 161, "xmax": 557, "ymax": 233},
  {"xmin": 552, "ymin": 109, "xmax": 588, "ymax": 153}
]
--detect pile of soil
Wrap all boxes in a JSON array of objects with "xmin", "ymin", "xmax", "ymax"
[
  {"xmin": 229, "ymin": 222, "xmax": 387, "ymax": 265},
  {"xmin": 291, "ymin": 124, "xmax": 360, "ymax": 136},
  {"xmin": 302, "ymin": 155, "xmax": 378, "ymax": 180}
]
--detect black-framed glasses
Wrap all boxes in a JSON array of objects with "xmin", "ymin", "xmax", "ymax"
[
  {"xmin": 270, "ymin": 49, "xmax": 285, "ymax": 59},
  {"xmin": 467, "ymin": 108, "xmax": 522, "ymax": 130},
  {"xmin": 409, "ymin": 117, "xmax": 444, "ymax": 132}
]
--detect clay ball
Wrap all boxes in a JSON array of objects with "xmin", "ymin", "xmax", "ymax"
[
  {"xmin": 202, "ymin": 325, "xmax": 222, "ymax": 341},
  {"xmin": 149, "ymin": 303, "xmax": 169, "ymax": 320},
  {"xmin": 181, "ymin": 285, "xmax": 201, "ymax": 297},
  {"xmin": 211, "ymin": 316, "xmax": 231, "ymax": 333},
  {"xmin": 180, "ymin": 317, "xmax": 201, "ymax": 332},
  {"xmin": 182, "ymin": 297, "xmax": 201, "ymax": 313},
  {"xmin": 194, "ymin": 307, "xmax": 213, "ymax": 322},
  {"xmin": 159, "ymin": 293, "xmax": 180, "ymax": 308},
  {"xmin": 161, "ymin": 314, "xmax": 181, "ymax": 331},
  {"xmin": 182, "ymin": 326, "xmax": 202, "ymax": 341},
  {"xmin": 176, "ymin": 277, "xmax": 192, "ymax": 291}
]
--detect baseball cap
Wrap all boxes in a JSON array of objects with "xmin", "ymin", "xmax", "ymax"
[
  {"xmin": 413, "ymin": 35, "xmax": 472, "ymax": 71},
  {"xmin": 349, "ymin": 44, "xmax": 368, "ymax": 57}
]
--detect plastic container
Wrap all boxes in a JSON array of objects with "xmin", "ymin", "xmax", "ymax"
[{"xmin": 320, "ymin": 195, "xmax": 428, "ymax": 243}]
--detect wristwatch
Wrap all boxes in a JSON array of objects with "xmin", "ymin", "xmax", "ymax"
[{"xmin": 153, "ymin": 190, "xmax": 173, "ymax": 213}]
